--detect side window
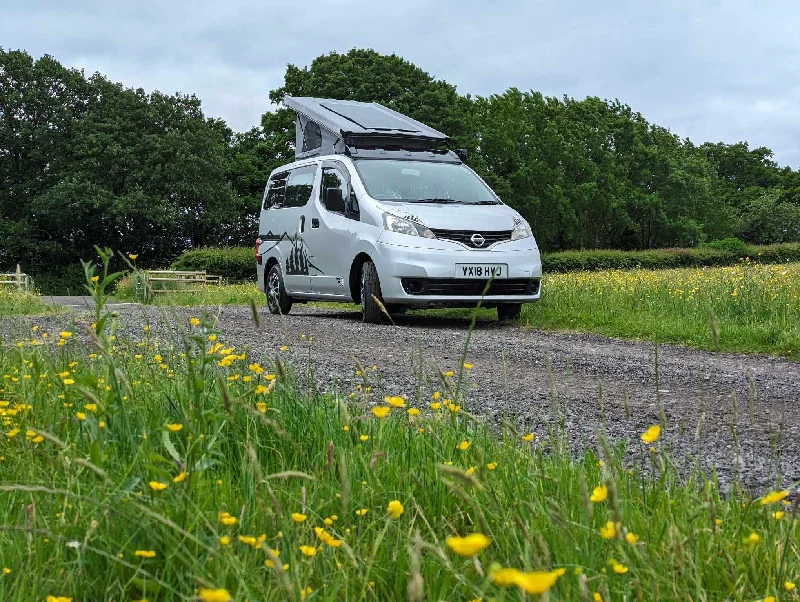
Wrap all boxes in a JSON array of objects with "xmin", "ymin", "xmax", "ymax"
[
  {"xmin": 284, "ymin": 165, "xmax": 317, "ymax": 208},
  {"xmin": 320, "ymin": 167, "xmax": 348, "ymax": 214},
  {"xmin": 302, "ymin": 121, "xmax": 322, "ymax": 152},
  {"xmin": 264, "ymin": 172, "xmax": 288, "ymax": 209}
]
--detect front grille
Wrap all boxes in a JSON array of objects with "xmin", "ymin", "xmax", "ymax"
[
  {"xmin": 429, "ymin": 229, "xmax": 512, "ymax": 248},
  {"xmin": 402, "ymin": 278, "xmax": 540, "ymax": 296}
]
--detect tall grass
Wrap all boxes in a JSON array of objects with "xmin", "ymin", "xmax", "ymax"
[
  {"xmin": 0, "ymin": 287, "xmax": 54, "ymax": 316},
  {"xmin": 0, "ymin": 255, "xmax": 798, "ymax": 601}
]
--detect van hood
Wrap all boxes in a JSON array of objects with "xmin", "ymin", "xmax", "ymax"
[{"xmin": 378, "ymin": 201, "xmax": 521, "ymax": 231}]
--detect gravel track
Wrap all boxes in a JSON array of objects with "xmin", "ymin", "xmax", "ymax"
[{"xmin": 7, "ymin": 301, "xmax": 800, "ymax": 492}]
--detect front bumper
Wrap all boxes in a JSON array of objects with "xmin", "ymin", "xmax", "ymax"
[{"xmin": 374, "ymin": 235, "xmax": 542, "ymax": 305}]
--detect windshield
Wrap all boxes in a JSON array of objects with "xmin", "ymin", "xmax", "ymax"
[{"xmin": 353, "ymin": 160, "xmax": 498, "ymax": 204}]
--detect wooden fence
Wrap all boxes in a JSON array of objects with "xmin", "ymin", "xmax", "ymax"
[
  {"xmin": 135, "ymin": 270, "xmax": 222, "ymax": 301},
  {"xmin": 0, "ymin": 265, "xmax": 30, "ymax": 291}
]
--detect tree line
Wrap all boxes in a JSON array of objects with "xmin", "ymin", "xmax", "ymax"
[{"xmin": 2, "ymin": 47, "xmax": 799, "ymax": 283}]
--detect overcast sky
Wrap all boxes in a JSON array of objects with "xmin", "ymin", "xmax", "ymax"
[{"xmin": 5, "ymin": 0, "xmax": 800, "ymax": 167}]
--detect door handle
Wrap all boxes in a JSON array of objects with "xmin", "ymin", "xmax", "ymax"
[
  {"xmin": 311, "ymin": 218, "xmax": 320, "ymax": 229},
  {"xmin": 299, "ymin": 215, "xmax": 305, "ymax": 233}
]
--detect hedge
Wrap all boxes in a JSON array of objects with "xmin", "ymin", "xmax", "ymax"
[
  {"xmin": 170, "ymin": 247, "xmax": 255, "ymax": 282},
  {"xmin": 166, "ymin": 242, "xmax": 800, "ymax": 282}
]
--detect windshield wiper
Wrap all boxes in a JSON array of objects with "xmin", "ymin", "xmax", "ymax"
[
  {"xmin": 413, "ymin": 198, "xmax": 461, "ymax": 204},
  {"xmin": 472, "ymin": 200, "xmax": 499, "ymax": 205}
]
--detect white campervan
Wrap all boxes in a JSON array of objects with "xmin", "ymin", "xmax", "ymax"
[{"xmin": 256, "ymin": 97, "xmax": 542, "ymax": 323}]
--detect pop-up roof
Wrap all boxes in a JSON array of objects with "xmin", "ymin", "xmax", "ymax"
[{"xmin": 284, "ymin": 96, "xmax": 451, "ymax": 159}]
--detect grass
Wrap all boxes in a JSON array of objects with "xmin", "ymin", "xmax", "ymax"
[
  {"xmin": 1, "ymin": 261, "xmax": 799, "ymax": 601},
  {"xmin": 0, "ymin": 287, "xmax": 55, "ymax": 317},
  {"xmin": 117, "ymin": 261, "xmax": 800, "ymax": 357}
]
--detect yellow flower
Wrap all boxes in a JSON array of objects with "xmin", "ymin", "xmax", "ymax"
[
  {"xmin": 599, "ymin": 521, "xmax": 617, "ymax": 539},
  {"xmin": 611, "ymin": 563, "xmax": 628, "ymax": 574},
  {"xmin": 299, "ymin": 545, "xmax": 317, "ymax": 557},
  {"xmin": 220, "ymin": 516, "xmax": 236, "ymax": 525},
  {"xmin": 773, "ymin": 511, "xmax": 785, "ymax": 520},
  {"xmin": 342, "ymin": 425, "xmax": 350, "ymax": 432},
  {"xmin": 2, "ymin": 567, "xmax": 10, "ymax": 574},
  {"xmin": 514, "ymin": 570, "xmax": 562, "ymax": 594},
  {"xmin": 148, "ymin": 481, "xmax": 168, "ymax": 492},
  {"xmin": 407, "ymin": 408, "xmax": 420, "ymax": 416},
  {"xmin": 486, "ymin": 462, "xmax": 498, "ymax": 470},
  {"xmin": 432, "ymin": 391, "xmax": 441, "ymax": 400},
  {"xmin": 463, "ymin": 362, "xmax": 473, "ymax": 369},
  {"xmin": 46, "ymin": 597, "xmax": 73, "ymax": 602},
  {"xmin": 173, "ymin": 472, "xmax": 186, "ymax": 483},
  {"xmin": 763, "ymin": 597, "xmax": 776, "ymax": 602},
  {"xmin": 457, "ymin": 440, "xmax": 471, "ymax": 451},
  {"xmin": 248, "ymin": 363, "xmax": 264, "ymax": 375},
  {"xmin": 359, "ymin": 434, "xmax": 369, "ymax": 442},
  {"xmin": 75, "ymin": 412, "xmax": 86, "ymax": 421},
  {"xmin": 189, "ymin": 317, "xmax": 200, "ymax": 326},
  {"xmin": 522, "ymin": 433, "xmax": 535, "ymax": 442},
  {"xmin": 91, "ymin": 275, "xmax": 100, "ymax": 283},
  {"xmin": 291, "ymin": 512, "xmax": 307, "ymax": 523},
  {"xmin": 198, "ymin": 589, "xmax": 231, "ymax": 602},
  {"xmin": 255, "ymin": 385, "xmax": 269, "ymax": 395},
  {"xmin": 590, "ymin": 485, "xmax": 608, "ymax": 503},
  {"xmin": 219, "ymin": 536, "xmax": 230, "ymax": 546},
  {"xmin": 300, "ymin": 586, "xmax": 313, "ymax": 601},
  {"xmin": 63, "ymin": 379, "xmax": 75, "ymax": 386},
  {"xmin": 166, "ymin": 423, "xmax": 183, "ymax": 432},
  {"xmin": 279, "ymin": 345, "xmax": 288, "ymax": 351},
  {"xmin": 84, "ymin": 403, "xmax": 97, "ymax": 412},
  {"xmin": 466, "ymin": 466, "xmax": 476, "ymax": 475},
  {"xmin": 372, "ymin": 406, "xmax": 390, "ymax": 419},
  {"xmin": 593, "ymin": 593, "xmax": 603, "ymax": 602},
  {"xmin": 785, "ymin": 582, "xmax": 796, "ymax": 591},
  {"xmin": 446, "ymin": 533, "xmax": 491, "ymax": 557},
  {"xmin": 430, "ymin": 402, "xmax": 441, "ymax": 410},
  {"xmin": 759, "ymin": 490, "xmax": 789, "ymax": 505},
  {"xmin": 355, "ymin": 508, "xmax": 368, "ymax": 517},
  {"xmin": 256, "ymin": 402, "xmax": 267, "ymax": 413},
  {"xmin": 625, "ymin": 532, "xmax": 639, "ymax": 544},
  {"xmin": 128, "ymin": 253, "xmax": 138, "ymax": 260},
  {"xmin": 385, "ymin": 395, "xmax": 406, "ymax": 408},
  {"xmin": 387, "ymin": 500, "xmax": 404, "ymax": 519},
  {"xmin": 714, "ymin": 518, "xmax": 722, "ymax": 526},
  {"xmin": 745, "ymin": 532, "xmax": 760, "ymax": 544},
  {"xmin": 134, "ymin": 550, "xmax": 156, "ymax": 558},
  {"xmin": 59, "ymin": 331, "xmax": 72, "ymax": 339},
  {"xmin": 448, "ymin": 403, "xmax": 461, "ymax": 413},
  {"xmin": 445, "ymin": 370, "xmax": 454, "ymax": 377},
  {"xmin": 641, "ymin": 425, "xmax": 660, "ymax": 443},
  {"xmin": 490, "ymin": 567, "xmax": 521, "ymax": 586},
  {"xmin": 238, "ymin": 535, "xmax": 257, "ymax": 546}
]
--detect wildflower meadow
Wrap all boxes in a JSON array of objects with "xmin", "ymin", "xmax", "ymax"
[{"xmin": 1, "ymin": 254, "xmax": 798, "ymax": 601}]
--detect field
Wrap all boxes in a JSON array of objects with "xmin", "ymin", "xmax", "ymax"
[
  {"xmin": 114, "ymin": 262, "xmax": 800, "ymax": 357},
  {"xmin": 1, "ymin": 266, "xmax": 799, "ymax": 601},
  {"xmin": 0, "ymin": 288, "xmax": 54, "ymax": 317}
]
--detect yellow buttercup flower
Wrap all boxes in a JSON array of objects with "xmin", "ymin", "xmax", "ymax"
[
  {"xmin": 430, "ymin": 402, "xmax": 441, "ymax": 410},
  {"xmin": 359, "ymin": 434, "xmax": 369, "ymax": 442},
  {"xmin": 238, "ymin": 535, "xmax": 257, "ymax": 546},
  {"xmin": 486, "ymin": 462, "xmax": 498, "ymax": 470},
  {"xmin": 355, "ymin": 508, "xmax": 368, "ymax": 517},
  {"xmin": 134, "ymin": 550, "xmax": 156, "ymax": 558},
  {"xmin": 299, "ymin": 545, "xmax": 317, "ymax": 557},
  {"xmin": 128, "ymin": 253, "xmax": 138, "ymax": 260},
  {"xmin": 220, "ymin": 516, "xmax": 236, "ymax": 526},
  {"xmin": 256, "ymin": 402, "xmax": 267, "ymax": 413},
  {"xmin": 772, "ymin": 511, "xmax": 785, "ymax": 520},
  {"xmin": 407, "ymin": 408, "xmax": 420, "ymax": 416},
  {"xmin": 84, "ymin": 403, "xmax": 97, "ymax": 412},
  {"xmin": 785, "ymin": 582, "xmax": 796, "ymax": 591},
  {"xmin": 219, "ymin": 536, "xmax": 230, "ymax": 546},
  {"xmin": 291, "ymin": 512, "xmax": 307, "ymax": 523},
  {"xmin": 59, "ymin": 331, "xmax": 72, "ymax": 339},
  {"xmin": 599, "ymin": 521, "xmax": 617, "ymax": 539},
  {"xmin": 744, "ymin": 532, "xmax": 760, "ymax": 544},
  {"xmin": 490, "ymin": 567, "xmax": 520, "ymax": 586},
  {"xmin": 514, "ymin": 570, "xmax": 562, "ymax": 594},
  {"xmin": 522, "ymin": 433, "xmax": 535, "ymax": 442},
  {"xmin": 189, "ymin": 317, "xmax": 200, "ymax": 326},
  {"xmin": 641, "ymin": 425, "xmax": 660, "ymax": 443},
  {"xmin": 593, "ymin": 593, "xmax": 603, "ymax": 602},
  {"xmin": 148, "ymin": 481, "xmax": 168, "ymax": 492},
  {"xmin": 590, "ymin": 485, "xmax": 607, "ymax": 503},
  {"xmin": 372, "ymin": 406, "xmax": 390, "ymax": 418},
  {"xmin": 457, "ymin": 440, "xmax": 471, "ymax": 451},
  {"xmin": 625, "ymin": 532, "xmax": 639, "ymax": 544},
  {"xmin": 172, "ymin": 471, "xmax": 186, "ymax": 483},
  {"xmin": 463, "ymin": 362, "xmax": 473, "ymax": 369},
  {"xmin": 198, "ymin": 589, "xmax": 231, "ymax": 602},
  {"xmin": 75, "ymin": 412, "xmax": 86, "ymax": 421},
  {"xmin": 47, "ymin": 596, "xmax": 73, "ymax": 602},
  {"xmin": 445, "ymin": 533, "xmax": 491, "ymax": 557},
  {"xmin": 387, "ymin": 500, "xmax": 404, "ymax": 519},
  {"xmin": 759, "ymin": 490, "xmax": 789, "ymax": 505},
  {"xmin": 611, "ymin": 563, "xmax": 628, "ymax": 574},
  {"xmin": 166, "ymin": 423, "xmax": 183, "ymax": 432},
  {"xmin": 385, "ymin": 395, "xmax": 406, "ymax": 408}
]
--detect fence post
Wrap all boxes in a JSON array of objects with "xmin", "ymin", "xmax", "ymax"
[{"xmin": 15, "ymin": 264, "xmax": 25, "ymax": 291}]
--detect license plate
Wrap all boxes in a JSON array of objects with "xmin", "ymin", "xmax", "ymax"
[{"xmin": 455, "ymin": 264, "xmax": 508, "ymax": 278}]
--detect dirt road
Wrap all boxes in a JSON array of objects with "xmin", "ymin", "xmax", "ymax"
[{"xmin": 9, "ymin": 301, "xmax": 800, "ymax": 491}]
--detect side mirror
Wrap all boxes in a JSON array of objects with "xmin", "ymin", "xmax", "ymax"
[
  {"xmin": 456, "ymin": 148, "xmax": 468, "ymax": 162},
  {"xmin": 325, "ymin": 187, "xmax": 345, "ymax": 213}
]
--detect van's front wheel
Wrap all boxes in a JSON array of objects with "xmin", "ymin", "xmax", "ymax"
[
  {"xmin": 266, "ymin": 264, "xmax": 293, "ymax": 315},
  {"xmin": 360, "ymin": 261, "xmax": 383, "ymax": 324},
  {"xmin": 497, "ymin": 303, "xmax": 522, "ymax": 321}
]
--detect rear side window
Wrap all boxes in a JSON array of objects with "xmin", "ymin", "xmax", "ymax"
[
  {"xmin": 284, "ymin": 165, "xmax": 318, "ymax": 208},
  {"xmin": 264, "ymin": 172, "xmax": 288, "ymax": 209}
]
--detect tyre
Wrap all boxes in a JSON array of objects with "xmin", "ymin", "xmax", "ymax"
[
  {"xmin": 497, "ymin": 303, "xmax": 522, "ymax": 321},
  {"xmin": 360, "ymin": 261, "xmax": 383, "ymax": 324},
  {"xmin": 266, "ymin": 264, "xmax": 293, "ymax": 315}
]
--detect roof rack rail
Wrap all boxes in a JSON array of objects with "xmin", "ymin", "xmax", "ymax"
[{"xmin": 283, "ymin": 96, "xmax": 458, "ymax": 161}]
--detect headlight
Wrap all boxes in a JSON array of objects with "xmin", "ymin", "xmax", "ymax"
[
  {"xmin": 382, "ymin": 213, "xmax": 435, "ymax": 238},
  {"xmin": 511, "ymin": 219, "xmax": 533, "ymax": 241}
]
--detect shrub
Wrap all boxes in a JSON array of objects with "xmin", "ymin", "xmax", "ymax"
[
  {"xmin": 170, "ymin": 247, "xmax": 255, "ymax": 282},
  {"xmin": 703, "ymin": 237, "xmax": 751, "ymax": 256}
]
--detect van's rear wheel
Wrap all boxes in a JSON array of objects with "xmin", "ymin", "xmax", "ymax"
[
  {"xmin": 266, "ymin": 264, "xmax": 293, "ymax": 315},
  {"xmin": 360, "ymin": 261, "xmax": 383, "ymax": 324},
  {"xmin": 497, "ymin": 303, "xmax": 522, "ymax": 321}
]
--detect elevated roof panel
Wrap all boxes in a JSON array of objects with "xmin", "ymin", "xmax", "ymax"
[{"xmin": 283, "ymin": 96, "xmax": 449, "ymax": 141}]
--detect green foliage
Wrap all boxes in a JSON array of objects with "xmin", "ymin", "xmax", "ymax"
[
  {"xmin": 170, "ymin": 247, "xmax": 256, "ymax": 282},
  {"xmin": 0, "ymin": 288, "xmax": 53, "ymax": 316},
  {"xmin": 542, "ymin": 243, "xmax": 800, "ymax": 273},
  {"xmin": 1, "ymin": 271, "xmax": 798, "ymax": 599}
]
